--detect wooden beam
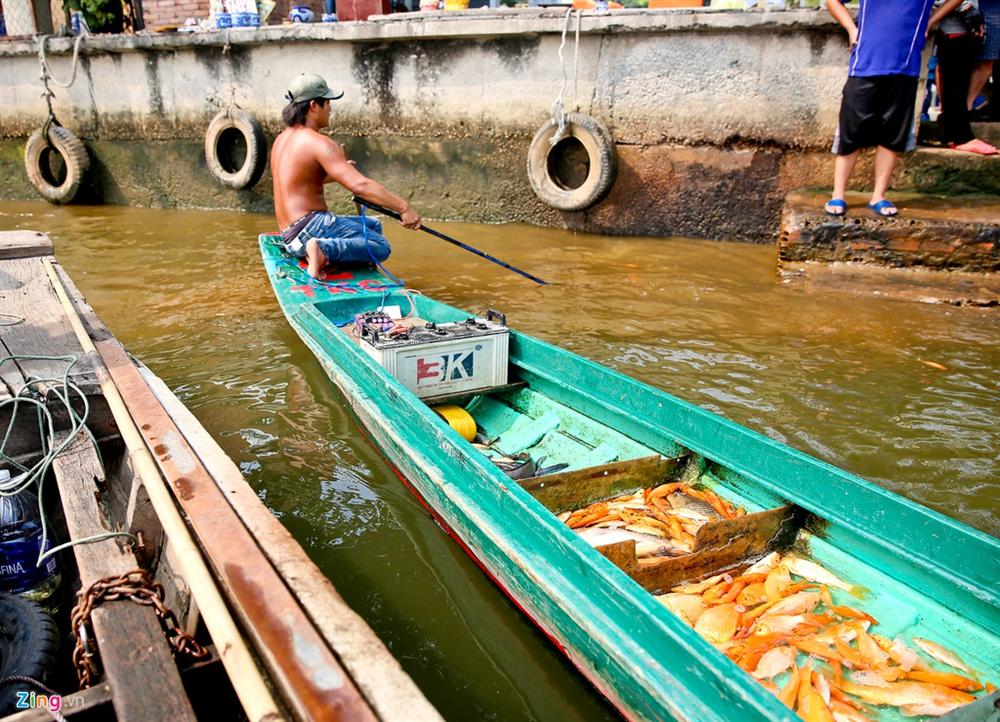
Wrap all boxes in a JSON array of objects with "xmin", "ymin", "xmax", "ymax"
[
  {"xmin": 519, "ymin": 454, "xmax": 687, "ymax": 512},
  {"xmin": 51, "ymin": 432, "xmax": 196, "ymax": 722},
  {"xmin": 0, "ymin": 230, "xmax": 53, "ymax": 260}
]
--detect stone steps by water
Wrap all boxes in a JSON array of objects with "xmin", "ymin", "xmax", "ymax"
[{"xmin": 779, "ymin": 190, "xmax": 1000, "ymax": 276}]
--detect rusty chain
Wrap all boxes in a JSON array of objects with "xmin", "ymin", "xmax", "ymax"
[{"xmin": 70, "ymin": 569, "xmax": 210, "ymax": 688}]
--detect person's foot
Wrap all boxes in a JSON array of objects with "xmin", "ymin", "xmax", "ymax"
[
  {"xmin": 305, "ymin": 238, "xmax": 327, "ymax": 279},
  {"xmin": 949, "ymin": 139, "xmax": 999, "ymax": 155},
  {"xmin": 867, "ymin": 199, "xmax": 898, "ymax": 217},
  {"xmin": 824, "ymin": 198, "xmax": 848, "ymax": 217}
]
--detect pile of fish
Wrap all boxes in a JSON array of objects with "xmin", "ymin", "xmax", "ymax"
[
  {"xmin": 657, "ymin": 552, "xmax": 993, "ymax": 720},
  {"xmin": 558, "ymin": 482, "xmax": 745, "ymax": 556}
]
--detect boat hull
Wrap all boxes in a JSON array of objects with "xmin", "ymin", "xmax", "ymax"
[{"xmin": 260, "ymin": 235, "xmax": 1000, "ymax": 722}]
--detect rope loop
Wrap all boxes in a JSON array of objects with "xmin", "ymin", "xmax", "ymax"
[
  {"xmin": 37, "ymin": 34, "xmax": 84, "ymax": 91},
  {"xmin": 550, "ymin": 8, "xmax": 582, "ymax": 147}
]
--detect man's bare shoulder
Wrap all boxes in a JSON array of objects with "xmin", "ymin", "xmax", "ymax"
[{"xmin": 274, "ymin": 127, "xmax": 337, "ymax": 152}]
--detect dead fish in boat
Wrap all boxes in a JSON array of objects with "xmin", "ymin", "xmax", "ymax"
[
  {"xmin": 490, "ymin": 452, "xmax": 536, "ymax": 479},
  {"xmin": 655, "ymin": 593, "xmax": 707, "ymax": 625},
  {"xmin": 912, "ymin": 638, "xmax": 977, "ymax": 676},
  {"xmin": 839, "ymin": 680, "xmax": 975, "ymax": 716},
  {"xmin": 780, "ymin": 555, "xmax": 861, "ymax": 595},
  {"xmin": 666, "ymin": 492, "xmax": 721, "ymax": 520},
  {"xmin": 576, "ymin": 526, "xmax": 684, "ymax": 557}
]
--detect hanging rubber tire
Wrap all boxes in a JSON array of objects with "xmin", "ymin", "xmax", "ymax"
[
  {"xmin": 24, "ymin": 125, "xmax": 90, "ymax": 205},
  {"xmin": 527, "ymin": 113, "xmax": 617, "ymax": 212},
  {"xmin": 0, "ymin": 593, "xmax": 59, "ymax": 713},
  {"xmin": 204, "ymin": 109, "xmax": 267, "ymax": 190}
]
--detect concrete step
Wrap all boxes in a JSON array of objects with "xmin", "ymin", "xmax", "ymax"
[
  {"xmin": 896, "ymin": 147, "xmax": 1000, "ymax": 196},
  {"xmin": 779, "ymin": 190, "xmax": 1000, "ymax": 275},
  {"xmin": 918, "ymin": 120, "xmax": 1000, "ymax": 146}
]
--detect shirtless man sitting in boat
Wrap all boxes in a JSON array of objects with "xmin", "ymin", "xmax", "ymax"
[{"xmin": 271, "ymin": 73, "xmax": 421, "ymax": 278}]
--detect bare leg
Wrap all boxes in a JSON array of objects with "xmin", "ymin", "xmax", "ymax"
[
  {"xmin": 832, "ymin": 150, "xmax": 860, "ymax": 200},
  {"xmin": 306, "ymin": 238, "xmax": 327, "ymax": 278},
  {"xmin": 968, "ymin": 60, "xmax": 993, "ymax": 109},
  {"xmin": 871, "ymin": 146, "xmax": 898, "ymax": 214}
]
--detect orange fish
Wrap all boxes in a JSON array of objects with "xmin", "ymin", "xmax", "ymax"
[
  {"xmin": 912, "ymin": 638, "xmax": 977, "ymax": 676},
  {"xmin": 839, "ymin": 680, "xmax": 975, "ymax": 716},
  {"xmin": 694, "ymin": 603, "xmax": 741, "ymax": 644},
  {"xmin": 752, "ymin": 646, "xmax": 796, "ymax": 680},
  {"xmin": 904, "ymin": 670, "xmax": 983, "ymax": 692},
  {"xmin": 797, "ymin": 665, "xmax": 835, "ymax": 722},
  {"xmin": 777, "ymin": 665, "xmax": 800, "ymax": 709}
]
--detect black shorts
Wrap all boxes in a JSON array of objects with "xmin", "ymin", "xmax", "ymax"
[{"xmin": 832, "ymin": 75, "xmax": 920, "ymax": 155}]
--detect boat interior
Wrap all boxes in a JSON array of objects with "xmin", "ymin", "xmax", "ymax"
[{"xmin": 306, "ymin": 283, "xmax": 1000, "ymax": 719}]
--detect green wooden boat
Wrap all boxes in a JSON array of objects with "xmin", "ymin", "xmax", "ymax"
[{"xmin": 260, "ymin": 234, "xmax": 999, "ymax": 722}]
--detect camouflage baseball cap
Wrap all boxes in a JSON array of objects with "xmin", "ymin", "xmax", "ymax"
[{"xmin": 285, "ymin": 74, "xmax": 344, "ymax": 104}]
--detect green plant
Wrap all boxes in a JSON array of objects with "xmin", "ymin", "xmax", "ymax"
[{"xmin": 64, "ymin": 0, "xmax": 120, "ymax": 32}]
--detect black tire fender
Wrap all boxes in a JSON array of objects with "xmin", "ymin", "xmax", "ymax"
[
  {"xmin": 0, "ymin": 593, "xmax": 59, "ymax": 714},
  {"xmin": 527, "ymin": 113, "xmax": 617, "ymax": 212},
  {"xmin": 24, "ymin": 125, "xmax": 90, "ymax": 205},
  {"xmin": 204, "ymin": 108, "xmax": 267, "ymax": 190}
]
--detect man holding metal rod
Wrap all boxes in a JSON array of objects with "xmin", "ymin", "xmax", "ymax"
[{"xmin": 271, "ymin": 73, "xmax": 421, "ymax": 279}]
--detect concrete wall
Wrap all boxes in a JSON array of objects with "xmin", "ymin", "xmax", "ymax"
[
  {"xmin": 0, "ymin": 10, "xmax": 847, "ymax": 142},
  {"xmin": 0, "ymin": 9, "xmax": 861, "ymax": 240}
]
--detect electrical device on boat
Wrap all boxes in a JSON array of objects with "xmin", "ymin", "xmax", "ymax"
[{"xmin": 357, "ymin": 310, "xmax": 509, "ymax": 400}]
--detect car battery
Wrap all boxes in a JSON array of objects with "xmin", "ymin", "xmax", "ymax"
[{"xmin": 358, "ymin": 310, "xmax": 509, "ymax": 399}]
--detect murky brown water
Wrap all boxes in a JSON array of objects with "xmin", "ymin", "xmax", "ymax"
[{"xmin": 2, "ymin": 201, "xmax": 998, "ymax": 721}]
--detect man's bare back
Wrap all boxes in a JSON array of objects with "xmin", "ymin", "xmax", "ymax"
[
  {"xmin": 270, "ymin": 100, "xmax": 419, "ymax": 230},
  {"xmin": 272, "ymin": 127, "xmax": 335, "ymax": 229},
  {"xmin": 271, "ymin": 75, "xmax": 420, "ymax": 277}
]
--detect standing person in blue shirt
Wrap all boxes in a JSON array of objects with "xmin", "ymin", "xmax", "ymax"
[{"xmin": 825, "ymin": 0, "xmax": 964, "ymax": 217}]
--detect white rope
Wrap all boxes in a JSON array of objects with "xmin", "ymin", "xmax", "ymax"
[
  {"xmin": 0, "ymin": 313, "xmax": 25, "ymax": 326},
  {"xmin": 550, "ymin": 8, "xmax": 574, "ymax": 146},
  {"xmin": 37, "ymin": 34, "xmax": 84, "ymax": 90},
  {"xmin": 574, "ymin": 10, "xmax": 582, "ymax": 106}
]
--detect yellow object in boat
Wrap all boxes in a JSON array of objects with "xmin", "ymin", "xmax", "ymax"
[{"xmin": 433, "ymin": 405, "xmax": 476, "ymax": 441}]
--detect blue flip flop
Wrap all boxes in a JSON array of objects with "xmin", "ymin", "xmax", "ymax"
[
  {"xmin": 824, "ymin": 198, "xmax": 847, "ymax": 217},
  {"xmin": 868, "ymin": 199, "xmax": 898, "ymax": 217}
]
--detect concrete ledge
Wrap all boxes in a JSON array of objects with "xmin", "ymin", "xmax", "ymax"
[
  {"xmin": 900, "ymin": 148, "xmax": 1000, "ymax": 196},
  {"xmin": 0, "ymin": 8, "xmax": 835, "ymax": 55},
  {"xmin": 779, "ymin": 191, "xmax": 1000, "ymax": 272}
]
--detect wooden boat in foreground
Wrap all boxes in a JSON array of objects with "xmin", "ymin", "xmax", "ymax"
[
  {"xmin": 261, "ymin": 233, "xmax": 1000, "ymax": 722},
  {"xmin": 1, "ymin": 231, "xmax": 438, "ymax": 722}
]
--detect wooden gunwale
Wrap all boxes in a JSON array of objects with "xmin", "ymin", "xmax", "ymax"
[{"xmin": 262, "ymin": 235, "xmax": 1000, "ymax": 722}]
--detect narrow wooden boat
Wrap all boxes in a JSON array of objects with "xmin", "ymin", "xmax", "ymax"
[
  {"xmin": 0, "ymin": 231, "xmax": 438, "ymax": 722},
  {"xmin": 261, "ymin": 234, "xmax": 1000, "ymax": 722}
]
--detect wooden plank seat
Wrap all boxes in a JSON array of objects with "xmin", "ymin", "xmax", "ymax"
[{"xmin": 51, "ymin": 432, "xmax": 196, "ymax": 721}]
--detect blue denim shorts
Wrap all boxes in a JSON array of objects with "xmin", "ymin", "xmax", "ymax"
[{"xmin": 283, "ymin": 212, "xmax": 390, "ymax": 264}]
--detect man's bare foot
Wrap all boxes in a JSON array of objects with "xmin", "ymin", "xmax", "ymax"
[{"xmin": 306, "ymin": 239, "xmax": 327, "ymax": 278}]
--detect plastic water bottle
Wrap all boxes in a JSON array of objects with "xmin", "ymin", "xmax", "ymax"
[{"xmin": 0, "ymin": 470, "xmax": 61, "ymax": 608}]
